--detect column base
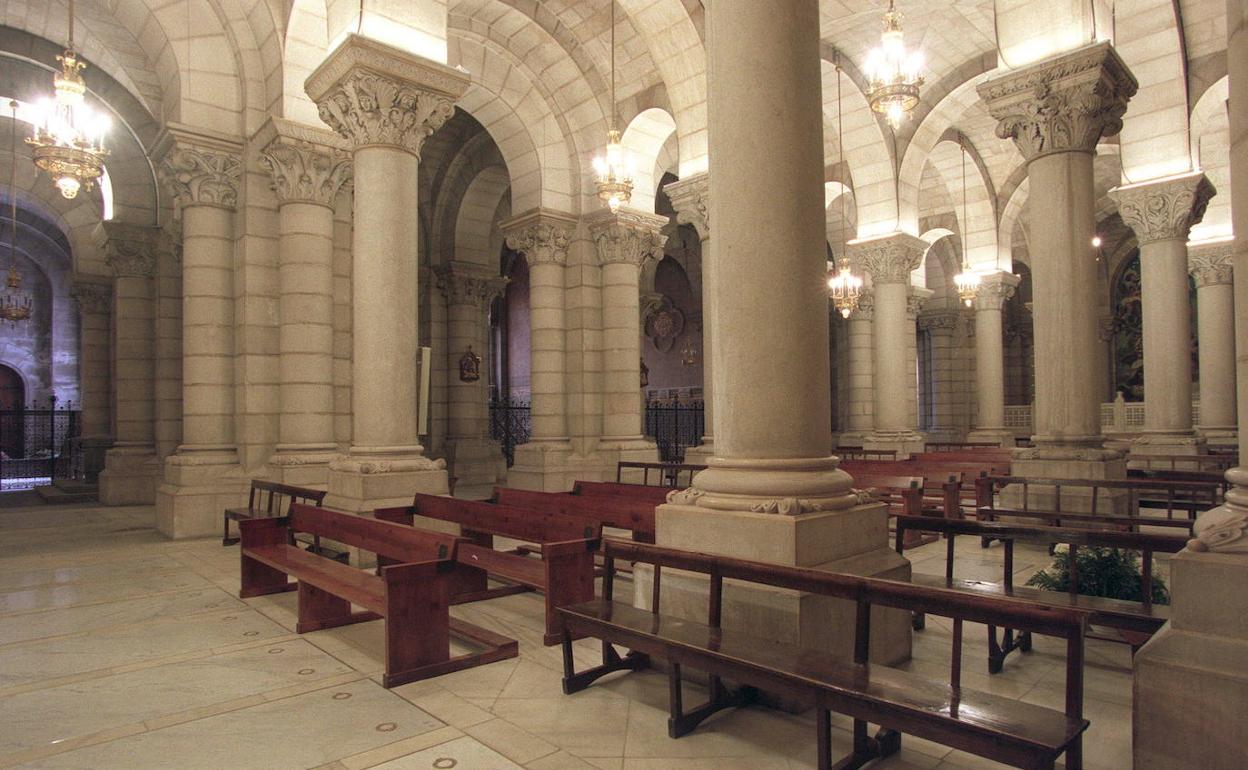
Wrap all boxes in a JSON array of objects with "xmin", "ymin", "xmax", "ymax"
[
  {"xmin": 99, "ymin": 446, "xmax": 161, "ymax": 505},
  {"xmin": 965, "ymin": 428, "xmax": 1020, "ymax": 448},
  {"xmin": 75, "ymin": 435, "xmax": 113, "ymax": 485},
  {"xmin": 644, "ymin": 500, "xmax": 912, "ymax": 667},
  {"xmin": 864, "ymin": 431, "xmax": 926, "ymax": 458},
  {"xmin": 1004, "ymin": 443, "xmax": 1128, "ymax": 513},
  {"xmin": 599, "ymin": 436, "xmax": 660, "ymax": 484},
  {"xmin": 325, "ymin": 451, "xmax": 449, "ymax": 513},
  {"xmin": 1197, "ymin": 425, "xmax": 1239, "ymax": 448},
  {"xmin": 1131, "ymin": 433, "xmax": 1207, "ymax": 457},
  {"xmin": 834, "ymin": 431, "xmax": 874, "ymax": 449},
  {"xmin": 681, "ymin": 437, "xmax": 714, "ymax": 466},
  {"xmin": 267, "ymin": 446, "xmax": 339, "ymax": 488},
  {"xmin": 1134, "ymin": 546, "xmax": 1248, "ymax": 769},
  {"xmin": 506, "ymin": 440, "xmax": 603, "ymax": 492},
  {"xmin": 444, "ymin": 437, "xmax": 507, "ymax": 500},
  {"xmin": 155, "ymin": 450, "xmax": 247, "ymax": 539}
]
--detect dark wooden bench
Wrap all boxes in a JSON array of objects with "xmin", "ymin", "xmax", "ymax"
[
  {"xmin": 560, "ymin": 539, "xmax": 1091, "ymax": 770},
  {"xmin": 1127, "ymin": 453, "xmax": 1236, "ymax": 472},
  {"xmin": 925, "ymin": 441, "xmax": 1015, "ymax": 451},
  {"xmin": 239, "ymin": 503, "xmax": 517, "ymax": 687},
  {"xmin": 223, "ymin": 480, "xmax": 327, "ymax": 549},
  {"xmin": 893, "ymin": 515, "xmax": 1187, "ymax": 672},
  {"xmin": 493, "ymin": 486, "xmax": 656, "ymax": 542},
  {"xmin": 836, "ymin": 447, "xmax": 898, "ymax": 461},
  {"xmin": 376, "ymin": 494, "xmax": 601, "ymax": 645},
  {"xmin": 573, "ymin": 480, "xmax": 673, "ymax": 505},
  {"xmin": 976, "ymin": 474, "xmax": 1223, "ymax": 519},
  {"xmin": 975, "ymin": 506, "xmax": 1196, "ymax": 544},
  {"xmin": 617, "ymin": 461, "xmax": 706, "ymax": 487},
  {"xmin": 844, "ymin": 461, "xmax": 973, "ymax": 518}
]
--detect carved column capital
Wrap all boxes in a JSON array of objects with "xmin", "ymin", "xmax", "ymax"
[
  {"xmin": 664, "ymin": 172, "xmax": 710, "ymax": 240},
  {"xmin": 255, "ymin": 118, "xmax": 352, "ymax": 206},
  {"xmin": 972, "ymin": 271, "xmax": 1021, "ymax": 311},
  {"xmin": 977, "ymin": 42, "xmax": 1138, "ymax": 161},
  {"xmin": 907, "ymin": 287, "xmax": 934, "ymax": 321},
  {"xmin": 1110, "ymin": 172, "xmax": 1216, "ymax": 245},
  {"xmin": 849, "ymin": 288, "xmax": 874, "ymax": 322},
  {"xmin": 1188, "ymin": 240, "xmax": 1235, "ymax": 287},
  {"xmin": 500, "ymin": 208, "xmax": 578, "ymax": 266},
  {"xmin": 71, "ymin": 281, "xmax": 111, "ymax": 314},
  {"xmin": 848, "ymin": 232, "xmax": 926, "ymax": 285},
  {"xmin": 95, "ymin": 221, "xmax": 158, "ymax": 278},
  {"xmin": 156, "ymin": 127, "xmax": 243, "ymax": 211},
  {"xmin": 585, "ymin": 207, "xmax": 667, "ymax": 268},
  {"xmin": 435, "ymin": 263, "xmax": 508, "ymax": 308},
  {"xmin": 918, "ymin": 310, "xmax": 960, "ymax": 333},
  {"xmin": 305, "ymin": 35, "xmax": 469, "ymax": 157}
]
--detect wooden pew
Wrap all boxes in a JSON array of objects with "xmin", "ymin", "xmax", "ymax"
[
  {"xmin": 893, "ymin": 515, "xmax": 1187, "ymax": 672},
  {"xmin": 239, "ymin": 504, "xmax": 517, "ymax": 687},
  {"xmin": 376, "ymin": 494, "xmax": 601, "ymax": 645},
  {"xmin": 925, "ymin": 441, "xmax": 1013, "ymax": 452},
  {"xmin": 842, "ymin": 462, "xmax": 966, "ymax": 519},
  {"xmin": 836, "ymin": 447, "xmax": 898, "ymax": 461},
  {"xmin": 617, "ymin": 461, "xmax": 706, "ymax": 487},
  {"xmin": 573, "ymin": 480, "xmax": 673, "ymax": 506},
  {"xmin": 976, "ymin": 506, "xmax": 1196, "ymax": 539},
  {"xmin": 223, "ymin": 480, "xmax": 328, "ymax": 551},
  {"xmin": 560, "ymin": 539, "xmax": 1091, "ymax": 770},
  {"xmin": 976, "ymin": 474, "xmax": 1223, "ymax": 519},
  {"xmin": 493, "ymin": 486, "xmax": 656, "ymax": 542}
]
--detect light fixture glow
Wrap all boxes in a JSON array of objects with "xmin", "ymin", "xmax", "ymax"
[
  {"xmin": 864, "ymin": 0, "xmax": 924, "ymax": 131},
  {"xmin": 952, "ymin": 137, "xmax": 980, "ymax": 308},
  {"xmin": 593, "ymin": 1, "xmax": 634, "ymax": 212},
  {"xmin": 1091, "ymin": 235, "xmax": 1103, "ymax": 248},
  {"xmin": 828, "ymin": 57, "xmax": 863, "ymax": 319}
]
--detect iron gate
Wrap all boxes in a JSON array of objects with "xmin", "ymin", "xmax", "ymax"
[
  {"xmin": 489, "ymin": 397, "xmax": 531, "ymax": 467},
  {"xmin": 0, "ymin": 399, "xmax": 81, "ymax": 489},
  {"xmin": 644, "ymin": 400, "xmax": 704, "ymax": 463}
]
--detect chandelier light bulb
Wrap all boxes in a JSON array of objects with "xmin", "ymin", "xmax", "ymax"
[
  {"xmin": 1091, "ymin": 235, "xmax": 1103, "ymax": 248},
  {"xmin": 56, "ymin": 176, "xmax": 82, "ymax": 199},
  {"xmin": 828, "ymin": 257, "xmax": 864, "ymax": 319},
  {"xmin": 865, "ymin": 0, "xmax": 924, "ymax": 131}
]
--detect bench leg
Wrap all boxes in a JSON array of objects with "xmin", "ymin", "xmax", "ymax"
[
  {"xmin": 382, "ymin": 567, "xmax": 451, "ymax": 688},
  {"xmin": 1065, "ymin": 736, "xmax": 1082, "ymax": 770},
  {"xmin": 223, "ymin": 515, "xmax": 239, "ymax": 547},
  {"xmin": 666, "ymin": 665, "xmax": 757, "ymax": 739},
  {"xmin": 561, "ymin": 636, "xmax": 648, "ymax": 694},
  {"xmin": 543, "ymin": 547, "xmax": 596, "ymax": 646},
  {"xmin": 239, "ymin": 553, "xmax": 293, "ymax": 598},
  {"xmin": 296, "ymin": 582, "xmax": 357, "ymax": 633},
  {"xmin": 987, "ymin": 625, "xmax": 1031, "ymax": 674},
  {"xmin": 817, "ymin": 709, "xmax": 832, "ymax": 770},
  {"xmin": 911, "ymin": 611, "xmax": 926, "ymax": 631}
]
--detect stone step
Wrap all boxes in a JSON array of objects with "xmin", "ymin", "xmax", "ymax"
[{"xmin": 36, "ymin": 482, "xmax": 99, "ymax": 505}]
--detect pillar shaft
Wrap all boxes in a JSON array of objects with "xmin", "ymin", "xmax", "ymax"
[
  {"xmin": 665, "ymin": 173, "xmax": 715, "ymax": 452},
  {"xmin": 154, "ymin": 227, "xmax": 182, "ymax": 460},
  {"xmin": 843, "ymin": 293, "xmax": 875, "ymax": 440},
  {"xmin": 1189, "ymin": 242, "xmax": 1237, "ymax": 434},
  {"xmin": 969, "ymin": 272, "xmax": 1020, "ymax": 443}
]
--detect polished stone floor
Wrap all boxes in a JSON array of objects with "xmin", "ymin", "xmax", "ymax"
[{"xmin": 0, "ymin": 500, "xmax": 1146, "ymax": 769}]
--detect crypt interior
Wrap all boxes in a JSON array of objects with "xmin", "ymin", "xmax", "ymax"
[{"xmin": 0, "ymin": 0, "xmax": 1246, "ymax": 767}]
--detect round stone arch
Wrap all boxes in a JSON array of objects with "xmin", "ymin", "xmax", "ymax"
[
  {"xmin": 620, "ymin": 108, "xmax": 677, "ymax": 215},
  {"xmin": 1189, "ymin": 77, "xmax": 1231, "ymax": 241}
]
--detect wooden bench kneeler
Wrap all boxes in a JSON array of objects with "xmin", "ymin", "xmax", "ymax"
[
  {"xmin": 223, "ymin": 480, "xmax": 328, "ymax": 550},
  {"xmin": 239, "ymin": 504, "xmax": 517, "ymax": 687}
]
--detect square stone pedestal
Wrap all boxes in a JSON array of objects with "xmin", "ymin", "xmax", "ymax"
[
  {"xmin": 267, "ymin": 450, "xmax": 338, "ymax": 489},
  {"xmin": 155, "ymin": 453, "xmax": 248, "ymax": 539},
  {"xmin": 639, "ymin": 501, "xmax": 912, "ymax": 670},
  {"xmin": 600, "ymin": 438, "xmax": 660, "ymax": 484},
  {"xmin": 1002, "ymin": 449, "xmax": 1129, "ymax": 514},
  {"xmin": 1134, "ymin": 547, "xmax": 1248, "ymax": 769},
  {"xmin": 99, "ymin": 447, "xmax": 162, "ymax": 505},
  {"xmin": 964, "ymin": 429, "xmax": 1020, "ymax": 448},
  {"xmin": 682, "ymin": 440, "xmax": 714, "ymax": 467},
  {"xmin": 325, "ymin": 461, "xmax": 449, "ymax": 514},
  {"xmin": 864, "ymin": 431, "xmax": 926, "ymax": 459},
  {"xmin": 444, "ymin": 438, "xmax": 507, "ymax": 500},
  {"xmin": 507, "ymin": 441, "xmax": 601, "ymax": 492},
  {"xmin": 1129, "ymin": 434, "xmax": 1208, "ymax": 470}
]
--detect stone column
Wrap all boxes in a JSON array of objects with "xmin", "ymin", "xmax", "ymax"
[
  {"xmin": 307, "ymin": 35, "xmax": 466, "ymax": 510},
  {"xmin": 97, "ymin": 223, "xmax": 161, "ymax": 504},
  {"xmin": 918, "ymin": 310, "xmax": 961, "ymax": 441},
  {"xmin": 587, "ymin": 207, "xmax": 665, "ymax": 467},
  {"xmin": 154, "ymin": 223, "xmax": 182, "ymax": 461},
  {"xmin": 436, "ymin": 263, "xmax": 508, "ymax": 499},
  {"xmin": 69, "ymin": 281, "xmax": 111, "ymax": 484},
  {"xmin": 979, "ymin": 42, "xmax": 1136, "ymax": 508},
  {"xmin": 851, "ymin": 233, "xmax": 927, "ymax": 457},
  {"xmin": 154, "ymin": 131, "xmax": 246, "ymax": 538},
  {"xmin": 1111, "ymin": 172, "xmax": 1215, "ymax": 456},
  {"xmin": 1188, "ymin": 241, "xmax": 1237, "ymax": 445},
  {"xmin": 256, "ymin": 118, "xmax": 352, "ymax": 485},
  {"xmin": 838, "ymin": 290, "xmax": 875, "ymax": 447},
  {"xmin": 906, "ymin": 287, "xmax": 931, "ymax": 433},
  {"xmin": 500, "ymin": 208, "xmax": 578, "ymax": 490},
  {"xmin": 657, "ymin": 0, "xmax": 909, "ymax": 665},
  {"xmin": 665, "ymin": 173, "xmax": 716, "ymax": 463},
  {"xmin": 967, "ymin": 272, "xmax": 1021, "ymax": 446}
]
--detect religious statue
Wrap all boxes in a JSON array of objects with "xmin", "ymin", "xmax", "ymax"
[{"xmin": 459, "ymin": 346, "xmax": 481, "ymax": 382}]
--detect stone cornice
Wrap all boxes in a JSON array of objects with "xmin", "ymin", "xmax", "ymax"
[
  {"xmin": 94, "ymin": 221, "xmax": 158, "ymax": 278},
  {"xmin": 70, "ymin": 281, "xmax": 111, "ymax": 313},
  {"xmin": 977, "ymin": 42, "xmax": 1138, "ymax": 161},
  {"xmin": 306, "ymin": 35, "xmax": 469, "ymax": 156},
  {"xmin": 917, "ymin": 310, "xmax": 961, "ymax": 332},
  {"xmin": 1189, "ymin": 239, "xmax": 1235, "ymax": 287},
  {"xmin": 500, "ymin": 208, "xmax": 578, "ymax": 266},
  {"xmin": 664, "ymin": 173, "xmax": 709, "ymax": 240},
  {"xmin": 973, "ymin": 270, "xmax": 1021, "ymax": 311},
  {"xmin": 1110, "ymin": 172, "xmax": 1215, "ymax": 245},
  {"xmin": 848, "ymin": 232, "xmax": 926, "ymax": 284},
  {"xmin": 435, "ymin": 263, "xmax": 508, "ymax": 307},
  {"xmin": 585, "ymin": 207, "xmax": 667, "ymax": 267}
]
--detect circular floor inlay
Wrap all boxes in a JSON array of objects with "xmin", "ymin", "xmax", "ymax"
[
  {"xmin": 267, "ymin": 648, "xmax": 284, "ymax": 654},
  {"xmin": 298, "ymin": 668, "xmax": 315, "ymax": 675},
  {"xmin": 243, "ymin": 631, "xmax": 259, "ymax": 637},
  {"xmin": 433, "ymin": 759, "xmax": 457, "ymax": 768},
  {"xmin": 332, "ymin": 692, "xmax": 352, "ymax": 700},
  {"xmin": 375, "ymin": 722, "xmax": 398, "ymax": 733},
  {"xmin": 223, "ymin": 616, "xmax": 237, "ymax": 621}
]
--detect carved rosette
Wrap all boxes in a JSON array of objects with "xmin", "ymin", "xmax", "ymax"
[
  {"xmin": 71, "ymin": 283, "xmax": 111, "ymax": 314},
  {"xmin": 160, "ymin": 146, "xmax": 242, "ymax": 210},
  {"xmin": 586, "ymin": 208, "xmax": 667, "ymax": 268},
  {"xmin": 501, "ymin": 209, "xmax": 577, "ymax": 266},
  {"xmin": 1188, "ymin": 241, "xmax": 1234, "ymax": 288},
  {"xmin": 96, "ymin": 222, "xmax": 158, "ymax": 278},
  {"xmin": 260, "ymin": 137, "xmax": 352, "ymax": 207},
  {"xmin": 435, "ymin": 264, "xmax": 508, "ymax": 308},
  {"xmin": 972, "ymin": 278, "xmax": 1018, "ymax": 311},
  {"xmin": 1110, "ymin": 172, "xmax": 1215, "ymax": 245},
  {"xmin": 848, "ymin": 233, "xmax": 926, "ymax": 285},
  {"xmin": 664, "ymin": 173, "xmax": 710, "ymax": 240},
  {"xmin": 977, "ymin": 42, "xmax": 1138, "ymax": 161}
]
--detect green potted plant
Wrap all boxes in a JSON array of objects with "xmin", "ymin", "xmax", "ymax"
[{"xmin": 1027, "ymin": 546, "xmax": 1169, "ymax": 604}]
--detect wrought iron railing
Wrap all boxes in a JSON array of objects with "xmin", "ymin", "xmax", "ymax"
[
  {"xmin": 0, "ymin": 399, "xmax": 81, "ymax": 489},
  {"xmin": 645, "ymin": 400, "xmax": 704, "ymax": 463},
  {"xmin": 489, "ymin": 397, "xmax": 531, "ymax": 467}
]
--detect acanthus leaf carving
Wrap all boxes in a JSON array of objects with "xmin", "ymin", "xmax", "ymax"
[
  {"xmin": 1110, "ymin": 173, "xmax": 1215, "ymax": 245},
  {"xmin": 160, "ymin": 146, "xmax": 242, "ymax": 210},
  {"xmin": 260, "ymin": 139, "xmax": 353, "ymax": 206},
  {"xmin": 315, "ymin": 70, "xmax": 456, "ymax": 156}
]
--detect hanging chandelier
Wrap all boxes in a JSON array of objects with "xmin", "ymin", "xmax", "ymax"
[
  {"xmin": 2, "ymin": 102, "xmax": 32, "ymax": 326},
  {"xmin": 828, "ymin": 58, "xmax": 862, "ymax": 319},
  {"xmin": 953, "ymin": 137, "xmax": 980, "ymax": 308},
  {"xmin": 26, "ymin": 0, "xmax": 110, "ymax": 200},
  {"xmin": 864, "ymin": 0, "xmax": 924, "ymax": 131},
  {"xmin": 592, "ymin": 0, "xmax": 634, "ymax": 212}
]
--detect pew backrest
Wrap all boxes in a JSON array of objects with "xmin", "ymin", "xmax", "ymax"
[
  {"xmin": 573, "ymin": 481, "xmax": 673, "ymax": 505},
  {"xmin": 411, "ymin": 493, "xmax": 601, "ymax": 544},
  {"xmin": 247, "ymin": 480, "xmax": 327, "ymax": 515},
  {"xmin": 493, "ymin": 487, "xmax": 655, "ymax": 540},
  {"xmin": 288, "ymin": 503, "xmax": 460, "ymax": 563}
]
